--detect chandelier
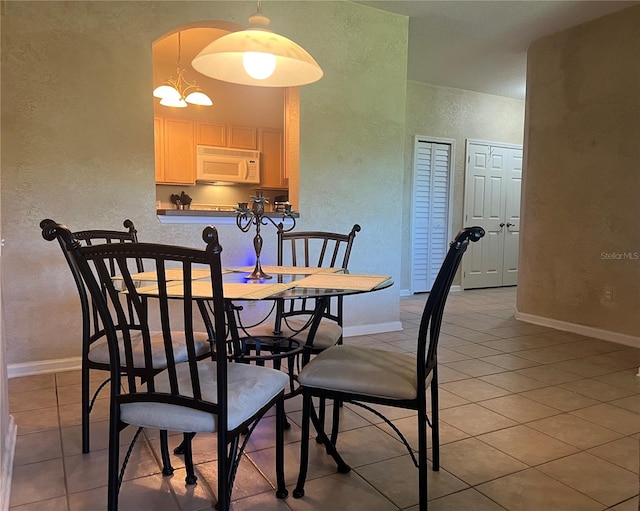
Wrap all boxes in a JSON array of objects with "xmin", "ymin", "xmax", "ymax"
[{"xmin": 153, "ymin": 32, "xmax": 213, "ymax": 108}]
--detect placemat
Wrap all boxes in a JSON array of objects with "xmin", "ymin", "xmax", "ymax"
[
  {"xmin": 139, "ymin": 281, "xmax": 296, "ymax": 300},
  {"xmin": 117, "ymin": 268, "xmax": 228, "ymax": 282},
  {"xmin": 223, "ymin": 282, "xmax": 297, "ymax": 299},
  {"xmin": 293, "ymin": 273, "xmax": 392, "ymax": 291}
]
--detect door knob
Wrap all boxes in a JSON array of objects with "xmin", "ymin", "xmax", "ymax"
[
  {"xmin": 499, "ymin": 222, "xmax": 505, "ymax": 228},
  {"xmin": 506, "ymin": 222, "xmax": 514, "ymax": 227}
]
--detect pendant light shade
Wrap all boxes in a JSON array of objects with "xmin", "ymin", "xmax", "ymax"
[{"xmin": 191, "ymin": 5, "xmax": 322, "ymax": 87}]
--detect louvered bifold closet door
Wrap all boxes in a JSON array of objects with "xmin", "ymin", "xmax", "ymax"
[{"xmin": 412, "ymin": 140, "xmax": 451, "ymax": 293}]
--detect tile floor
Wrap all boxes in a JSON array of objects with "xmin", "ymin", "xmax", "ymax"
[{"xmin": 8, "ymin": 287, "xmax": 640, "ymax": 510}]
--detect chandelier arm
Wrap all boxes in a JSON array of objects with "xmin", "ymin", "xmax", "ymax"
[{"xmin": 154, "ymin": 31, "xmax": 212, "ymax": 107}]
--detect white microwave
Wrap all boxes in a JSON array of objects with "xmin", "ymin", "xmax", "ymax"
[{"xmin": 196, "ymin": 146, "xmax": 260, "ymax": 184}]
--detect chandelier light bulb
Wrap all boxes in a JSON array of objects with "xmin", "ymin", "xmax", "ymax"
[
  {"xmin": 159, "ymin": 96, "xmax": 188, "ymax": 108},
  {"xmin": 242, "ymin": 52, "xmax": 277, "ymax": 80},
  {"xmin": 153, "ymin": 85, "xmax": 181, "ymax": 101}
]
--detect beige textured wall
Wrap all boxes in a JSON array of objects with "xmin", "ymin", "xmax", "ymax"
[
  {"xmin": 1, "ymin": 1, "xmax": 407, "ymax": 367},
  {"xmin": 518, "ymin": 6, "xmax": 640, "ymax": 337},
  {"xmin": 402, "ymin": 82, "xmax": 525, "ymax": 291},
  {"xmin": 0, "ymin": 168, "xmax": 12, "ymax": 502}
]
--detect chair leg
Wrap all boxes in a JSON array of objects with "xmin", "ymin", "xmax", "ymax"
[
  {"xmin": 430, "ymin": 368, "xmax": 440, "ymax": 471},
  {"xmin": 182, "ymin": 432, "xmax": 198, "ymax": 485},
  {"xmin": 418, "ymin": 402, "xmax": 429, "ymax": 511},
  {"xmin": 315, "ymin": 396, "xmax": 326, "ymax": 443},
  {"xmin": 81, "ymin": 363, "xmax": 91, "ymax": 454},
  {"xmin": 174, "ymin": 432, "xmax": 196, "ymax": 454},
  {"xmin": 159, "ymin": 430, "xmax": 174, "ymax": 476},
  {"xmin": 287, "ymin": 353, "xmax": 298, "ymax": 395},
  {"xmin": 216, "ymin": 445, "xmax": 229, "ymax": 511},
  {"xmin": 418, "ymin": 436, "xmax": 429, "ymax": 511},
  {"xmin": 309, "ymin": 397, "xmax": 350, "ymax": 474},
  {"xmin": 215, "ymin": 436, "xmax": 239, "ymax": 511},
  {"xmin": 329, "ymin": 398, "xmax": 341, "ymax": 446},
  {"xmin": 275, "ymin": 397, "xmax": 289, "ymax": 499},
  {"xmin": 293, "ymin": 392, "xmax": 312, "ymax": 498},
  {"xmin": 107, "ymin": 418, "xmax": 120, "ymax": 511},
  {"xmin": 280, "ymin": 402, "xmax": 291, "ymax": 430}
]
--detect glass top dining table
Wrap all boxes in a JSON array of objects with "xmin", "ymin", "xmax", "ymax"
[
  {"xmin": 125, "ymin": 265, "xmax": 394, "ymax": 302},
  {"xmin": 118, "ymin": 264, "xmax": 394, "ymax": 391}
]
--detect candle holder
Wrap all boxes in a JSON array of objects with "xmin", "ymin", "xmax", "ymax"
[{"xmin": 236, "ymin": 192, "xmax": 296, "ymax": 279}]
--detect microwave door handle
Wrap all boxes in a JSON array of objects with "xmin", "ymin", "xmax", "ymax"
[{"xmin": 240, "ymin": 160, "xmax": 248, "ymax": 180}]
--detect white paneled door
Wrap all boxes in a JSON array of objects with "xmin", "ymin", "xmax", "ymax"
[
  {"xmin": 411, "ymin": 137, "xmax": 453, "ymax": 293},
  {"xmin": 463, "ymin": 140, "xmax": 522, "ymax": 289}
]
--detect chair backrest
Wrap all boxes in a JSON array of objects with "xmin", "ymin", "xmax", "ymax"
[
  {"xmin": 40, "ymin": 219, "xmax": 144, "ymax": 362},
  {"xmin": 276, "ymin": 224, "xmax": 361, "ymax": 329},
  {"xmin": 417, "ymin": 226, "xmax": 485, "ymax": 383},
  {"xmin": 277, "ymin": 224, "xmax": 361, "ymax": 270},
  {"xmin": 41, "ymin": 222, "xmax": 228, "ymax": 419},
  {"xmin": 59, "ymin": 219, "xmax": 143, "ymax": 274}
]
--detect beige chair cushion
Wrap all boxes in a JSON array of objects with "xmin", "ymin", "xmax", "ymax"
[
  {"xmin": 88, "ymin": 331, "xmax": 211, "ymax": 368},
  {"xmin": 299, "ymin": 345, "xmax": 430, "ymax": 401},
  {"xmin": 120, "ymin": 362, "xmax": 289, "ymax": 432},
  {"xmin": 247, "ymin": 318, "xmax": 342, "ymax": 350}
]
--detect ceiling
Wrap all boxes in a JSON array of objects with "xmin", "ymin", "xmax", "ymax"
[{"xmin": 354, "ymin": 0, "xmax": 638, "ymax": 99}]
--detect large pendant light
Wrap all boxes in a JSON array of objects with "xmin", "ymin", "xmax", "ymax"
[
  {"xmin": 153, "ymin": 32, "xmax": 213, "ymax": 108},
  {"xmin": 191, "ymin": 1, "xmax": 323, "ymax": 87}
]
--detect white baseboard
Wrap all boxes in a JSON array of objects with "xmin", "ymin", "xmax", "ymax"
[
  {"xmin": 1, "ymin": 415, "xmax": 17, "ymax": 511},
  {"xmin": 514, "ymin": 309, "xmax": 640, "ymax": 349},
  {"xmin": 7, "ymin": 357, "xmax": 81, "ymax": 379},
  {"xmin": 401, "ymin": 285, "xmax": 461, "ymax": 297},
  {"xmin": 344, "ymin": 321, "xmax": 403, "ymax": 338},
  {"xmin": 6, "ymin": 323, "xmax": 406, "ymax": 377},
  {"xmin": 7, "ymin": 322, "xmax": 403, "ymax": 377}
]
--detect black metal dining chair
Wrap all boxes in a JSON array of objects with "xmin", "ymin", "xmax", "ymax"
[
  {"xmin": 40, "ymin": 219, "xmax": 211, "ymax": 463},
  {"xmin": 238, "ymin": 224, "xmax": 361, "ymax": 432},
  {"xmin": 42, "ymin": 222, "xmax": 289, "ymax": 511},
  {"xmin": 276, "ymin": 223, "xmax": 361, "ymax": 351},
  {"xmin": 292, "ymin": 226, "xmax": 485, "ymax": 511},
  {"xmin": 243, "ymin": 224, "xmax": 361, "ymax": 353}
]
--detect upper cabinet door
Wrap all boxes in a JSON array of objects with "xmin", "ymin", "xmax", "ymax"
[
  {"xmin": 259, "ymin": 128, "xmax": 285, "ymax": 189},
  {"xmin": 228, "ymin": 125, "xmax": 257, "ymax": 150},
  {"xmin": 196, "ymin": 121, "xmax": 226, "ymax": 147},
  {"xmin": 154, "ymin": 117, "xmax": 165, "ymax": 182},
  {"xmin": 157, "ymin": 117, "xmax": 195, "ymax": 185}
]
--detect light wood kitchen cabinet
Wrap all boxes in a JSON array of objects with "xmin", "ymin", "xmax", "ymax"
[
  {"xmin": 259, "ymin": 128, "xmax": 285, "ymax": 189},
  {"xmin": 155, "ymin": 117, "xmax": 195, "ymax": 185},
  {"xmin": 196, "ymin": 121, "xmax": 226, "ymax": 147},
  {"xmin": 154, "ymin": 117, "xmax": 165, "ymax": 182},
  {"xmin": 228, "ymin": 125, "xmax": 257, "ymax": 150}
]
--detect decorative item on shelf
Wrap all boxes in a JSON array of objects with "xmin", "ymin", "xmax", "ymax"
[
  {"xmin": 153, "ymin": 32, "xmax": 213, "ymax": 108},
  {"xmin": 170, "ymin": 191, "xmax": 192, "ymax": 210},
  {"xmin": 191, "ymin": 0, "xmax": 323, "ymax": 87},
  {"xmin": 273, "ymin": 194, "xmax": 290, "ymax": 212},
  {"xmin": 236, "ymin": 192, "xmax": 296, "ymax": 279}
]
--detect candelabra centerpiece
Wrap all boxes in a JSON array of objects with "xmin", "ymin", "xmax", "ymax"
[{"xmin": 236, "ymin": 192, "xmax": 296, "ymax": 279}]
